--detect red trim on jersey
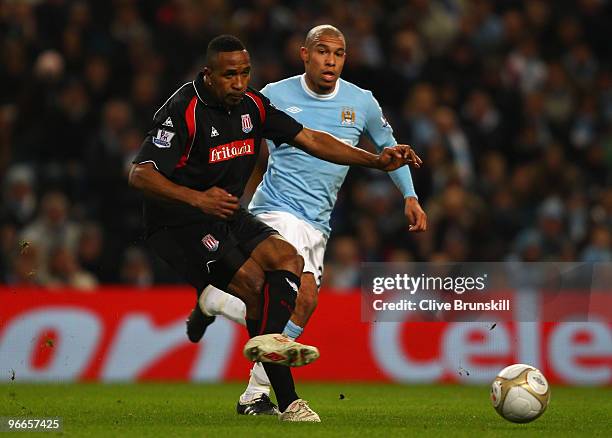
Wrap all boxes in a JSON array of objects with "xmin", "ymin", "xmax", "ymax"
[
  {"xmin": 175, "ymin": 96, "xmax": 198, "ymax": 169},
  {"xmin": 245, "ymin": 92, "xmax": 266, "ymax": 124}
]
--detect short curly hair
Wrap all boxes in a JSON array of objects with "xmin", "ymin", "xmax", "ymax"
[{"xmin": 205, "ymin": 35, "xmax": 247, "ymax": 68}]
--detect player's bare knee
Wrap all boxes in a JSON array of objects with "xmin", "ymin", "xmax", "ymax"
[
  {"xmin": 253, "ymin": 235, "xmax": 303, "ymax": 274},
  {"xmin": 275, "ymin": 252, "xmax": 303, "ymax": 275},
  {"xmin": 293, "ymin": 253, "xmax": 305, "ymax": 274}
]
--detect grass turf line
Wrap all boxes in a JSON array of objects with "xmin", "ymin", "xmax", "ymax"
[{"xmin": 0, "ymin": 383, "xmax": 610, "ymax": 437}]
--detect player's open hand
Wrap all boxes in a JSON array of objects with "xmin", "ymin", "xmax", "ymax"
[
  {"xmin": 405, "ymin": 197, "xmax": 427, "ymax": 232},
  {"xmin": 193, "ymin": 187, "xmax": 239, "ymax": 219},
  {"xmin": 377, "ymin": 145, "xmax": 423, "ymax": 171}
]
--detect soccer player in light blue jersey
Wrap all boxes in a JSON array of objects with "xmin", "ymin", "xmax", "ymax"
[{"xmin": 187, "ymin": 25, "xmax": 427, "ymax": 420}]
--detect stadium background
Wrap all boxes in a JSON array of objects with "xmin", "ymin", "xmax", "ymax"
[{"xmin": 0, "ymin": 0, "xmax": 610, "ymax": 387}]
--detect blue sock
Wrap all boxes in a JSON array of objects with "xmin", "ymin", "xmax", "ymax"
[{"xmin": 282, "ymin": 320, "xmax": 303, "ymax": 340}]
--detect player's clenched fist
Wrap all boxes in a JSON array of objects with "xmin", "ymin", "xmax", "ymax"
[
  {"xmin": 376, "ymin": 145, "xmax": 423, "ymax": 171},
  {"xmin": 193, "ymin": 186, "xmax": 239, "ymax": 219}
]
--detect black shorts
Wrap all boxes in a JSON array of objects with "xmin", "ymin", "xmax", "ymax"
[{"xmin": 147, "ymin": 208, "xmax": 277, "ymax": 292}]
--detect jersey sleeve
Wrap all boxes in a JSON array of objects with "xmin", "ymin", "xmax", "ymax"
[
  {"xmin": 364, "ymin": 91, "xmax": 418, "ymax": 198},
  {"xmin": 259, "ymin": 85, "xmax": 277, "ymax": 151},
  {"xmin": 364, "ymin": 91, "xmax": 397, "ymax": 150},
  {"xmin": 258, "ymin": 92, "xmax": 303, "ymax": 144},
  {"xmin": 132, "ymin": 101, "xmax": 190, "ymax": 177}
]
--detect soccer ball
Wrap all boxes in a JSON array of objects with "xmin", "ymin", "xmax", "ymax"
[{"xmin": 490, "ymin": 363, "xmax": 550, "ymax": 423}]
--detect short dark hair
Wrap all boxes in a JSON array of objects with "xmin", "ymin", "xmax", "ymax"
[
  {"xmin": 205, "ymin": 35, "xmax": 246, "ymax": 68},
  {"xmin": 304, "ymin": 25, "xmax": 345, "ymax": 48}
]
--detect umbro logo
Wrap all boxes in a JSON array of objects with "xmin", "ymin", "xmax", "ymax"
[
  {"xmin": 285, "ymin": 106, "xmax": 302, "ymax": 114},
  {"xmin": 211, "ymin": 126, "xmax": 219, "ymax": 137},
  {"xmin": 162, "ymin": 117, "xmax": 173, "ymax": 127}
]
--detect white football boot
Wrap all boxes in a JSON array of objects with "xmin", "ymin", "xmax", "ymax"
[
  {"xmin": 243, "ymin": 334, "xmax": 319, "ymax": 367},
  {"xmin": 279, "ymin": 399, "xmax": 321, "ymax": 422}
]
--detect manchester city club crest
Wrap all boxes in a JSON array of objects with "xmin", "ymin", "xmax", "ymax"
[
  {"xmin": 241, "ymin": 114, "xmax": 253, "ymax": 133},
  {"xmin": 341, "ymin": 107, "xmax": 356, "ymax": 125},
  {"xmin": 201, "ymin": 234, "xmax": 219, "ymax": 252}
]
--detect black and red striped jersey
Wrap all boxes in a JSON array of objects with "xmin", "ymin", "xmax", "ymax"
[{"xmin": 133, "ymin": 72, "xmax": 303, "ymax": 234}]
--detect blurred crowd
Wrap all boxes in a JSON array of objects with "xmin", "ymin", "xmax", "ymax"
[{"xmin": 1, "ymin": 0, "xmax": 610, "ymax": 291}]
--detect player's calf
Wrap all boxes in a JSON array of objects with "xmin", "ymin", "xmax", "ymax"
[
  {"xmin": 228, "ymin": 259, "xmax": 319, "ymax": 366},
  {"xmin": 289, "ymin": 274, "xmax": 319, "ymax": 331},
  {"xmin": 226, "ymin": 258, "xmax": 264, "ymax": 320},
  {"xmin": 238, "ymin": 267, "xmax": 315, "ymax": 412}
]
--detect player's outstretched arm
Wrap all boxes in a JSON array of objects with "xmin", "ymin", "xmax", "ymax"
[
  {"xmin": 128, "ymin": 163, "xmax": 239, "ymax": 219},
  {"xmin": 291, "ymin": 127, "xmax": 416, "ymax": 171}
]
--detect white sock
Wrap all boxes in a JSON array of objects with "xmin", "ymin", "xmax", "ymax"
[
  {"xmin": 199, "ymin": 285, "xmax": 246, "ymax": 326},
  {"xmin": 239, "ymin": 362, "xmax": 271, "ymax": 404}
]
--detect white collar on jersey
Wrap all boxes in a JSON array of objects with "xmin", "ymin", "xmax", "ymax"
[{"xmin": 300, "ymin": 73, "xmax": 340, "ymax": 100}]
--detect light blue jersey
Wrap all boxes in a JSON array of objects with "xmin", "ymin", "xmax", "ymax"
[{"xmin": 249, "ymin": 74, "xmax": 416, "ymax": 236}]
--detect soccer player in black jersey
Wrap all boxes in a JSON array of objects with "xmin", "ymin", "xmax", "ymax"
[{"xmin": 129, "ymin": 35, "xmax": 419, "ymax": 422}]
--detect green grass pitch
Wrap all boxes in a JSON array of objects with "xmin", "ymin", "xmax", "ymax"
[{"xmin": 1, "ymin": 383, "xmax": 610, "ymax": 437}]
